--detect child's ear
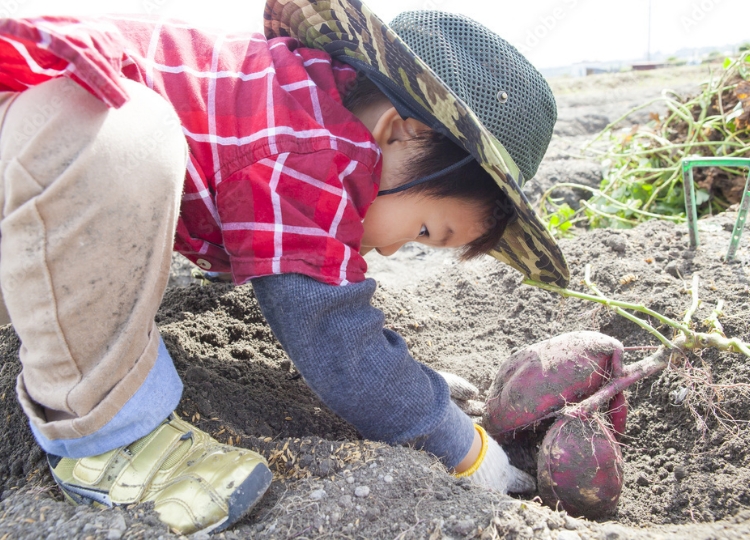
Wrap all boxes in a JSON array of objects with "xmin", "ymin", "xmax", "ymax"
[{"xmin": 371, "ymin": 107, "xmax": 428, "ymax": 147}]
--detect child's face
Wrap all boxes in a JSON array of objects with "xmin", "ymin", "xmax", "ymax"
[
  {"xmin": 359, "ymin": 105, "xmax": 487, "ymax": 257},
  {"xmin": 360, "ymin": 192, "xmax": 486, "ymax": 256}
]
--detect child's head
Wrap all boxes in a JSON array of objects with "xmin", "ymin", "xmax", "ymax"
[
  {"xmin": 345, "ymin": 75, "xmax": 515, "ymax": 258},
  {"xmin": 266, "ymin": 0, "xmax": 570, "ymax": 287}
]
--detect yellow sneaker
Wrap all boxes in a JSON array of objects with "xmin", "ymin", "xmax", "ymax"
[{"xmin": 47, "ymin": 414, "xmax": 272, "ymax": 535}]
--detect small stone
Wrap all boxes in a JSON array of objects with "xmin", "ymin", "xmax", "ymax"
[
  {"xmin": 383, "ymin": 474, "xmax": 393, "ymax": 484},
  {"xmin": 366, "ymin": 507, "xmax": 381, "ymax": 521},
  {"xmin": 338, "ymin": 495, "xmax": 353, "ymax": 509},
  {"xmin": 310, "ymin": 489, "xmax": 327, "ymax": 501},
  {"xmin": 564, "ymin": 516, "xmax": 580, "ymax": 530},
  {"xmin": 107, "ymin": 530, "xmax": 123, "ymax": 540},
  {"xmin": 318, "ymin": 458, "xmax": 333, "ymax": 476},
  {"xmin": 346, "ymin": 476, "xmax": 354, "ymax": 484},
  {"xmin": 330, "ymin": 511, "xmax": 341, "ymax": 524},
  {"xmin": 636, "ymin": 474, "xmax": 650, "ymax": 487},
  {"xmin": 557, "ymin": 531, "xmax": 581, "ymax": 540},
  {"xmin": 603, "ymin": 236, "xmax": 626, "ymax": 253},
  {"xmin": 451, "ymin": 519, "xmax": 475, "ymax": 536},
  {"xmin": 665, "ymin": 260, "xmax": 682, "ymax": 278},
  {"xmin": 354, "ymin": 486, "xmax": 370, "ymax": 498},
  {"xmin": 674, "ymin": 466, "xmax": 688, "ymax": 480},
  {"xmin": 600, "ymin": 523, "xmax": 629, "ymax": 539},
  {"xmin": 110, "ymin": 514, "xmax": 127, "ymax": 533}
]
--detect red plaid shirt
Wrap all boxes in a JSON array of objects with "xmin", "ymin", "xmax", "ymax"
[{"xmin": 0, "ymin": 16, "xmax": 382, "ymax": 286}]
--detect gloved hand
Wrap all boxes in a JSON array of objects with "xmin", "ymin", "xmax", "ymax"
[
  {"xmin": 438, "ymin": 371, "xmax": 485, "ymax": 417},
  {"xmin": 456, "ymin": 425, "xmax": 536, "ymax": 494}
]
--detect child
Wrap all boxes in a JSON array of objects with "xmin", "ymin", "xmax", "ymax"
[{"xmin": 0, "ymin": 0, "xmax": 569, "ymax": 534}]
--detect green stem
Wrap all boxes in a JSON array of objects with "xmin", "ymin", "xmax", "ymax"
[
  {"xmin": 580, "ymin": 200, "xmax": 639, "ymax": 226},
  {"xmin": 695, "ymin": 332, "xmax": 750, "ymax": 357},
  {"xmin": 584, "ymin": 96, "xmax": 668, "ymax": 149},
  {"xmin": 522, "ymin": 276, "xmax": 750, "ymax": 358},
  {"xmin": 613, "ymin": 307, "xmax": 676, "ymax": 349},
  {"xmin": 643, "ymin": 168, "xmax": 681, "ymax": 212},
  {"xmin": 683, "ymin": 273, "xmax": 701, "ymax": 325},
  {"xmin": 525, "ymin": 267, "xmax": 695, "ymax": 340},
  {"xmin": 705, "ymin": 300, "xmax": 725, "ymax": 336},
  {"xmin": 523, "ymin": 278, "xmax": 673, "ymax": 349},
  {"xmin": 589, "ymin": 140, "xmax": 746, "ymax": 158},
  {"xmin": 584, "ymin": 265, "xmax": 677, "ymax": 349},
  {"xmin": 542, "ymin": 183, "xmax": 685, "ymax": 222}
]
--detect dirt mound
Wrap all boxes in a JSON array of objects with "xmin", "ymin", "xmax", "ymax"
[
  {"xmin": 2, "ymin": 64, "xmax": 749, "ymax": 539},
  {"xmin": 1, "ymin": 208, "xmax": 749, "ymax": 539}
]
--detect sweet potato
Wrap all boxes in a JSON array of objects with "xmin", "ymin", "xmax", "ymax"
[
  {"xmin": 537, "ymin": 414, "xmax": 623, "ymax": 519},
  {"xmin": 484, "ymin": 331, "xmax": 624, "ymax": 442},
  {"xmin": 608, "ymin": 391, "xmax": 628, "ymax": 439}
]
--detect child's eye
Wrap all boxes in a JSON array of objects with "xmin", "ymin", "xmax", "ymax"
[{"xmin": 418, "ymin": 225, "xmax": 429, "ymax": 237}]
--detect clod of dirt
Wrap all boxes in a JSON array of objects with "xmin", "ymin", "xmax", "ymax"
[{"xmin": 2, "ymin": 65, "xmax": 750, "ymax": 539}]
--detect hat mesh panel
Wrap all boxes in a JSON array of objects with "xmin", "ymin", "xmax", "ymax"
[{"xmin": 390, "ymin": 12, "xmax": 556, "ymax": 182}]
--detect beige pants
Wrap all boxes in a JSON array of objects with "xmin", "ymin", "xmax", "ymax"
[{"xmin": 0, "ymin": 78, "xmax": 187, "ymax": 442}]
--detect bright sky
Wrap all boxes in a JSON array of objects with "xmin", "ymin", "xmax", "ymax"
[{"xmin": 7, "ymin": 0, "xmax": 750, "ymax": 68}]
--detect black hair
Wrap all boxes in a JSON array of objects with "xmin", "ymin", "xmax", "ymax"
[{"xmin": 342, "ymin": 74, "xmax": 516, "ymax": 260}]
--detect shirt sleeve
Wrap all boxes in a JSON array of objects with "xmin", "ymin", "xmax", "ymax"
[
  {"xmin": 0, "ymin": 16, "xmax": 130, "ymax": 107},
  {"xmin": 250, "ymin": 272, "xmax": 475, "ymax": 469}
]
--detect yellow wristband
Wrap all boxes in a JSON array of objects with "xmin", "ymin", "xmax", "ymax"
[{"xmin": 455, "ymin": 424, "xmax": 488, "ymax": 478}]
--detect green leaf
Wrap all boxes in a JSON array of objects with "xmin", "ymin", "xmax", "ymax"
[
  {"xmin": 723, "ymin": 57, "xmax": 733, "ymax": 69},
  {"xmin": 546, "ymin": 204, "xmax": 576, "ymax": 235}
]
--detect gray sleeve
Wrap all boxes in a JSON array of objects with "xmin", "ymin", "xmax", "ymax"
[{"xmin": 250, "ymin": 272, "xmax": 475, "ymax": 469}]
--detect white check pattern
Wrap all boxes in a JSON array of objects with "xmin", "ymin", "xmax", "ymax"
[{"xmin": 0, "ymin": 14, "xmax": 383, "ymax": 286}]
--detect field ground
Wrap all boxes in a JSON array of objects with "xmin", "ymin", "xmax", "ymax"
[{"xmin": 2, "ymin": 65, "xmax": 749, "ymax": 539}]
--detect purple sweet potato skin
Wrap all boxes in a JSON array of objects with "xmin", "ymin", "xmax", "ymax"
[
  {"xmin": 484, "ymin": 331, "xmax": 624, "ymax": 441},
  {"xmin": 608, "ymin": 392, "xmax": 628, "ymax": 439},
  {"xmin": 537, "ymin": 415, "xmax": 624, "ymax": 519}
]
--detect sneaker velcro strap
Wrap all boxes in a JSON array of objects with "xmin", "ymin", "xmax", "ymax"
[
  {"xmin": 110, "ymin": 423, "xmax": 187, "ymax": 504},
  {"xmin": 153, "ymin": 475, "xmax": 229, "ymax": 532},
  {"xmin": 72, "ymin": 448, "xmax": 119, "ymax": 485}
]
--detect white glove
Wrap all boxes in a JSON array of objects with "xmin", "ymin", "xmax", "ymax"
[
  {"xmin": 438, "ymin": 371, "xmax": 479, "ymax": 400},
  {"xmin": 438, "ymin": 371, "xmax": 485, "ymax": 417},
  {"xmin": 458, "ymin": 425, "xmax": 536, "ymax": 494}
]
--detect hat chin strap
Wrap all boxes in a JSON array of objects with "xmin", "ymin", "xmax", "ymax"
[{"xmin": 377, "ymin": 154, "xmax": 474, "ymax": 196}]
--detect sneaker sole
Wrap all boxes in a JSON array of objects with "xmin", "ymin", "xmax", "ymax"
[{"xmin": 211, "ymin": 462, "xmax": 274, "ymax": 534}]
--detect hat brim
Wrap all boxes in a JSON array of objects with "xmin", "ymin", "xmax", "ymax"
[{"xmin": 264, "ymin": 0, "xmax": 569, "ymax": 287}]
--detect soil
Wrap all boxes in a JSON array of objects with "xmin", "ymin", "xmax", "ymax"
[{"xmin": 2, "ymin": 65, "xmax": 750, "ymax": 539}]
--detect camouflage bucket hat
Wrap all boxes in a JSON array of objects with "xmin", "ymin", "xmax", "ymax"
[{"xmin": 264, "ymin": 0, "xmax": 570, "ymax": 287}]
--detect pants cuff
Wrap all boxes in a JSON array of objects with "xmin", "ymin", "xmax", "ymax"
[{"xmin": 30, "ymin": 337, "xmax": 183, "ymax": 458}]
